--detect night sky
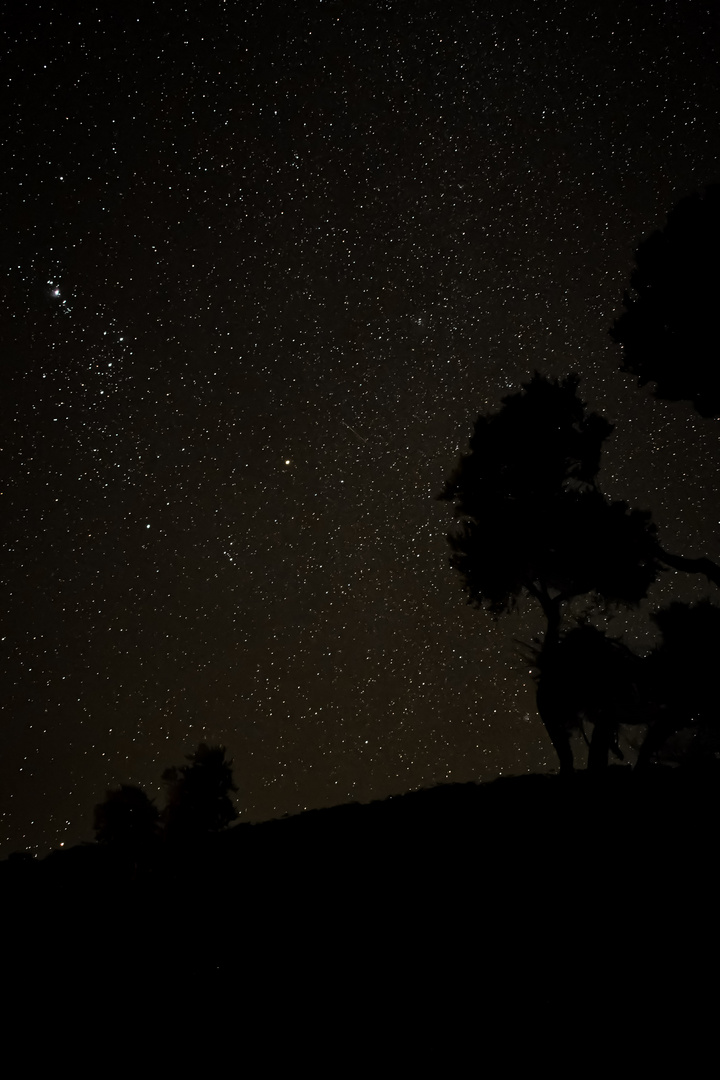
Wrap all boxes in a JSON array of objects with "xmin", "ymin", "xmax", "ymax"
[{"xmin": 3, "ymin": 1, "xmax": 720, "ymax": 857}]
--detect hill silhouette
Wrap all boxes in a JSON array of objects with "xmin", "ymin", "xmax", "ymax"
[{"xmin": 4, "ymin": 765, "xmax": 718, "ymax": 1021}]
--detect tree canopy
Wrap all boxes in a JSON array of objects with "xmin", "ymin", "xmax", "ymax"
[
  {"xmin": 93, "ymin": 784, "xmax": 160, "ymax": 851},
  {"xmin": 162, "ymin": 743, "xmax": 239, "ymax": 841},
  {"xmin": 440, "ymin": 366, "xmax": 720, "ymax": 772},
  {"xmin": 439, "ymin": 372, "xmax": 662, "ymax": 619},
  {"xmin": 610, "ymin": 183, "xmax": 720, "ymax": 417}
]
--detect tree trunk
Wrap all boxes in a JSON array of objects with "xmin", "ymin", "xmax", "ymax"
[
  {"xmin": 588, "ymin": 721, "xmax": 613, "ymax": 771},
  {"xmin": 655, "ymin": 546, "xmax": 720, "ymax": 590},
  {"xmin": 535, "ymin": 593, "xmax": 574, "ymax": 775}
]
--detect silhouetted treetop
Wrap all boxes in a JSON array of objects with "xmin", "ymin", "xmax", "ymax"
[
  {"xmin": 440, "ymin": 372, "xmax": 613, "ymax": 513},
  {"xmin": 438, "ymin": 372, "xmax": 661, "ymax": 617},
  {"xmin": 163, "ymin": 743, "xmax": 238, "ymax": 840},
  {"xmin": 93, "ymin": 785, "xmax": 160, "ymax": 849},
  {"xmin": 611, "ymin": 183, "xmax": 720, "ymax": 417}
]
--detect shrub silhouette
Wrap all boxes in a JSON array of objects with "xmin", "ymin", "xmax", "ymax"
[
  {"xmin": 636, "ymin": 599, "xmax": 720, "ymax": 768},
  {"xmin": 94, "ymin": 784, "xmax": 160, "ymax": 850},
  {"xmin": 521, "ymin": 621, "xmax": 646, "ymax": 771},
  {"xmin": 93, "ymin": 784, "xmax": 160, "ymax": 879}
]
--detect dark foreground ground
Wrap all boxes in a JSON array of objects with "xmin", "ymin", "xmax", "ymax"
[{"xmin": 2, "ymin": 766, "xmax": 718, "ymax": 1048}]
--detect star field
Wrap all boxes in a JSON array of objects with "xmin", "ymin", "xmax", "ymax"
[{"xmin": 2, "ymin": 1, "xmax": 720, "ymax": 856}]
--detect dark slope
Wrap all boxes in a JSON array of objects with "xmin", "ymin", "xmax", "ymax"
[{"xmin": 3, "ymin": 766, "xmax": 718, "ymax": 1028}]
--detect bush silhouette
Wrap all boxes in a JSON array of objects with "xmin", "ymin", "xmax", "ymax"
[
  {"xmin": 636, "ymin": 599, "xmax": 720, "ymax": 768},
  {"xmin": 522, "ymin": 621, "xmax": 646, "ymax": 771},
  {"xmin": 94, "ymin": 784, "xmax": 160, "ymax": 849}
]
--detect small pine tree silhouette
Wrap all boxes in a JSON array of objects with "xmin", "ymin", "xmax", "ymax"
[{"xmin": 162, "ymin": 743, "xmax": 238, "ymax": 841}]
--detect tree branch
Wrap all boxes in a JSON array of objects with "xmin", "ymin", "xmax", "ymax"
[{"xmin": 655, "ymin": 546, "xmax": 720, "ymax": 590}]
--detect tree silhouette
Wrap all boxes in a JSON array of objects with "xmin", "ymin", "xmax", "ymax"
[
  {"xmin": 635, "ymin": 599, "xmax": 720, "ymax": 768},
  {"xmin": 610, "ymin": 183, "xmax": 720, "ymax": 418},
  {"xmin": 162, "ymin": 743, "xmax": 239, "ymax": 841},
  {"xmin": 439, "ymin": 372, "xmax": 662, "ymax": 773},
  {"xmin": 519, "ymin": 621, "xmax": 646, "ymax": 772},
  {"xmin": 93, "ymin": 784, "xmax": 160, "ymax": 868},
  {"xmin": 610, "ymin": 184, "xmax": 720, "ymax": 587}
]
